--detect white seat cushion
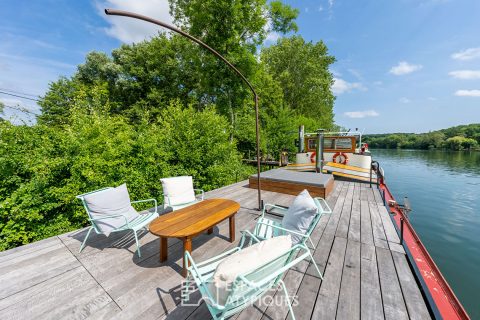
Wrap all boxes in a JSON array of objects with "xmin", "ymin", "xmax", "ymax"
[
  {"xmin": 281, "ymin": 189, "xmax": 318, "ymax": 245},
  {"xmin": 209, "ymin": 235, "xmax": 292, "ymax": 306},
  {"xmin": 83, "ymin": 184, "xmax": 139, "ymax": 234},
  {"xmin": 160, "ymin": 176, "xmax": 196, "ymax": 206}
]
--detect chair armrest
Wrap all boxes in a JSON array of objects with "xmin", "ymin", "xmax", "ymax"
[
  {"xmin": 262, "ymin": 204, "xmax": 288, "ymax": 218},
  {"xmin": 314, "ymin": 197, "xmax": 332, "ymax": 214},
  {"xmin": 255, "ymin": 220, "xmax": 308, "ymax": 239},
  {"xmin": 131, "ymin": 199, "xmax": 158, "ymax": 214},
  {"xmin": 194, "ymin": 189, "xmax": 204, "ymax": 200}
]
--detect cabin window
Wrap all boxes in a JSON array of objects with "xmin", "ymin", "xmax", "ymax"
[
  {"xmin": 305, "ymin": 136, "xmax": 356, "ymax": 153},
  {"xmin": 335, "ymin": 138, "xmax": 353, "ymax": 150}
]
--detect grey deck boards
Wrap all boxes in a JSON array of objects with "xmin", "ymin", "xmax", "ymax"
[{"xmin": 0, "ymin": 180, "xmax": 431, "ymax": 320}]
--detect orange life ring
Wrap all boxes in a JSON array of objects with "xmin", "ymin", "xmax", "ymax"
[
  {"xmin": 310, "ymin": 152, "xmax": 316, "ymax": 163},
  {"xmin": 332, "ymin": 152, "xmax": 348, "ymax": 165}
]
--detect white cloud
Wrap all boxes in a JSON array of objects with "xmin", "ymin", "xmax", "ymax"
[
  {"xmin": 344, "ymin": 110, "xmax": 379, "ymax": 119},
  {"xmin": 332, "ymin": 78, "xmax": 366, "ymax": 95},
  {"xmin": 399, "ymin": 97, "xmax": 410, "ymax": 104},
  {"xmin": 451, "ymin": 48, "xmax": 480, "ymax": 61},
  {"xmin": 304, "ymin": 7, "xmax": 310, "ymax": 13},
  {"xmin": 99, "ymin": 0, "xmax": 173, "ymax": 43},
  {"xmin": 318, "ymin": 6, "xmax": 324, "ymax": 12},
  {"xmin": 389, "ymin": 61, "xmax": 423, "ymax": 75},
  {"xmin": 265, "ymin": 31, "xmax": 280, "ymax": 43},
  {"xmin": 449, "ymin": 70, "xmax": 480, "ymax": 80},
  {"xmin": 328, "ymin": 0, "xmax": 335, "ymax": 9},
  {"xmin": 455, "ymin": 89, "xmax": 480, "ymax": 97},
  {"xmin": 428, "ymin": 97, "xmax": 437, "ymax": 101}
]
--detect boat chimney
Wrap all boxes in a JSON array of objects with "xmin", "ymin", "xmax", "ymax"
[
  {"xmin": 315, "ymin": 129, "xmax": 325, "ymax": 173},
  {"xmin": 298, "ymin": 125, "xmax": 305, "ymax": 153}
]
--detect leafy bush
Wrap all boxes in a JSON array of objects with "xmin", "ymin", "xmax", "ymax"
[{"xmin": 0, "ymin": 102, "xmax": 253, "ymax": 250}]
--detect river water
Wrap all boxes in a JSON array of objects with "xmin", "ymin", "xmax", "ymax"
[{"xmin": 371, "ymin": 149, "xmax": 480, "ymax": 319}]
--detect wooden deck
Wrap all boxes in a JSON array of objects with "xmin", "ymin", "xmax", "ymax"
[{"xmin": 0, "ymin": 180, "xmax": 432, "ymax": 320}]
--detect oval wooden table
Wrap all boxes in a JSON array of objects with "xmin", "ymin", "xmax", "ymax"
[{"xmin": 149, "ymin": 198, "xmax": 240, "ymax": 277}]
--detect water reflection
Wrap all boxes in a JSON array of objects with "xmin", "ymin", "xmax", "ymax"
[{"xmin": 371, "ymin": 149, "xmax": 480, "ymax": 319}]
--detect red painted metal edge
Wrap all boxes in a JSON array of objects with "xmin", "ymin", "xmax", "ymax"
[{"xmin": 379, "ymin": 181, "xmax": 470, "ymax": 320}]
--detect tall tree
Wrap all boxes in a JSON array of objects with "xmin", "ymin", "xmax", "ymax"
[
  {"xmin": 168, "ymin": 0, "xmax": 299, "ymax": 118},
  {"xmin": 261, "ymin": 36, "xmax": 336, "ymax": 127}
]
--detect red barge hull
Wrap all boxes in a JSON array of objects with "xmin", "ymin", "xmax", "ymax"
[{"xmin": 378, "ymin": 179, "xmax": 470, "ymax": 320}]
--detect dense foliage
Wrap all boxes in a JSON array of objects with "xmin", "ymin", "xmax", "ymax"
[
  {"xmin": 0, "ymin": 1, "xmax": 336, "ymax": 250},
  {"xmin": 365, "ymin": 124, "xmax": 480, "ymax": 151},
  {"xmin": 0, "ymin": 104, "xmax": 253, "ymax": 250}
]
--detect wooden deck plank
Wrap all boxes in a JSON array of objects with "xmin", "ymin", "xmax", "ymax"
[
  {"xmin": 373, "ymin": 187, "xmax": 384, "ymax": 205},
  {"xmin": 310, "ymin": 237, "xmax": 348, "ymax": 320},
  {"xmin": 391, "ymin": 251, "xmax": 432, "ymax": 320},
  {"xmin": 335, "ymin": 183, "xmax": 354, "ymax": 238},
  {"xmin": 368, "ymin": 202, "xmax": 389, "ymax": 249},
  {"xmin": 376, "ymin": 247, "xmax": 409, "ymax": 320},
  {"xmin": 0, "ymin": 242, "xmax": 80, "ymax": 300},
  {"xmin": 377, "ymin": 204, "xmax": 401, "ymax": 244},
  {"xmin": 360, "ymin": 200, "xmax": 374, "ymax": 246},
  {"xmin": 336, "ymin": 239, "xmax": 361, "ymax": 320},
  {"xmin": 360, "ymin": 244, "xmax": 384, "ymax": 320},
  {"xmin": 0, "ymin": 266, "xmax": 113, "ymax": 320}
]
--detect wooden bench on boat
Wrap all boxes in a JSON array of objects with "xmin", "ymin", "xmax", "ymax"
[{"xmin": 249, "ymin": 168, "xmax": 334, "ymax": 198}]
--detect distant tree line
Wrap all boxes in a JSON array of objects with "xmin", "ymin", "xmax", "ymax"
[
  {"xmin": 364, "ymin": 124, "xmax": 480, "ymax": 151},
  {"xmin": 0, "ymin": 1, "xmax": 336, "ymax": 250}
]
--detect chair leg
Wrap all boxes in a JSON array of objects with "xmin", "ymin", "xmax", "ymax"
[
  {"xmin": 133, "ymin": 230, "xmax": 141, "ymax": 257},
  {"xmin": 279, "ymin": 279, "xmax": 296, "ymax": 320},
  {"xmin": 79, "ymin": 227, "xmax": 93, "ymax": 253},
  {"xmin": 308, "ymin": 237, "xmax": 317, "ymax": 250},
  {"xmin": 182, "ymin": 274, "xmax": 190, "ymax": 303},
  {"xmin": 308, "ymin": 250, "xmax": 324, "ymax": 280}
]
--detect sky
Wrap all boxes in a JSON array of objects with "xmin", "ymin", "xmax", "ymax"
[{"xmin": 1, "ymin": 0, "xmax": 479, "ymax": 133}]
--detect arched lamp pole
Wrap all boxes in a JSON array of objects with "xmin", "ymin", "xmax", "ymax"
[{"xmin": 105, "ymin": 9, "xmax": 262, "ymax": 210}]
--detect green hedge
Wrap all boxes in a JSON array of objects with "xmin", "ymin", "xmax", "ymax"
[{"xmin": 0, "ymin": 102, "xmax": 254, "ymax": 251}]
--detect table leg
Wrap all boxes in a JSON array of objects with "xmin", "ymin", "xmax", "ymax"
[
  {"xmin": 229, "ymin": 214, "xmax": 235, "ymax": 242},
  {"xmin": 160, "ymin": 237, "xmax": 168, "ymax": 263},
  {"xmin": 207, "ymin": 227, "xmax": 214, "ymax": 235},
  {"xmin": 182, "ymin": 237, "xmax": 192, "ymax": 277}
]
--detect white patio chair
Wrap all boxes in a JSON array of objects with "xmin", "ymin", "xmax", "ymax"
[
  {"xmin": 160, "ymin": 176, "xmax": 204, "ymax": 211},
  {"xmin": 76, "ymin": 184, "xmax": 158, "ymax": 257},
  {"xmin": 184, "ymin": 232, "xmax": 309, "ymax": 320},
  {"xmin": 252, "ymin": 190, "xmax": 332, "ymax": 279}
]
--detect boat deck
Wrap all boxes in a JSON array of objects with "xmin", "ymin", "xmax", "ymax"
[{"xmin": 0, "ymin": 180, "xmax": 432, "ymax": 319}]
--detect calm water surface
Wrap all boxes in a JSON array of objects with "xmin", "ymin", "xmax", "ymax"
[{"xmin": 372, "ymin": 149, "xmax": 480, "ymax": 319}]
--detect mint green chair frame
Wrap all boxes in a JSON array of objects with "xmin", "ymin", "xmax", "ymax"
[
  {"xmin": 164, "ymin": 188, "xmax": 205, "ymax": 211},
  {"xmin": 76, "ymin": 187, "xmax": 159, "ymax": 257},
  {"xmin": 183, "ymin": 231, "xmax": 310, "ymax": 320},
  {"xmin": 252, "ymin": 197, "xmax": 332, "ymax": 279}
]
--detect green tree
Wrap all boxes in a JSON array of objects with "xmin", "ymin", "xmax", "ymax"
[
  {"xmin": 261, "ymin": 36, "xmax": 336, "ymax": 126},
  {"xmin": 168, "ymin": 0, "xmax": 299, "ymax": 127}
]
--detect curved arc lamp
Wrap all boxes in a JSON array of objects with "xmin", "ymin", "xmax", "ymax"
[{"xmin": 105, "ymin": 9, "xmax": 262, "ymax": 210}]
